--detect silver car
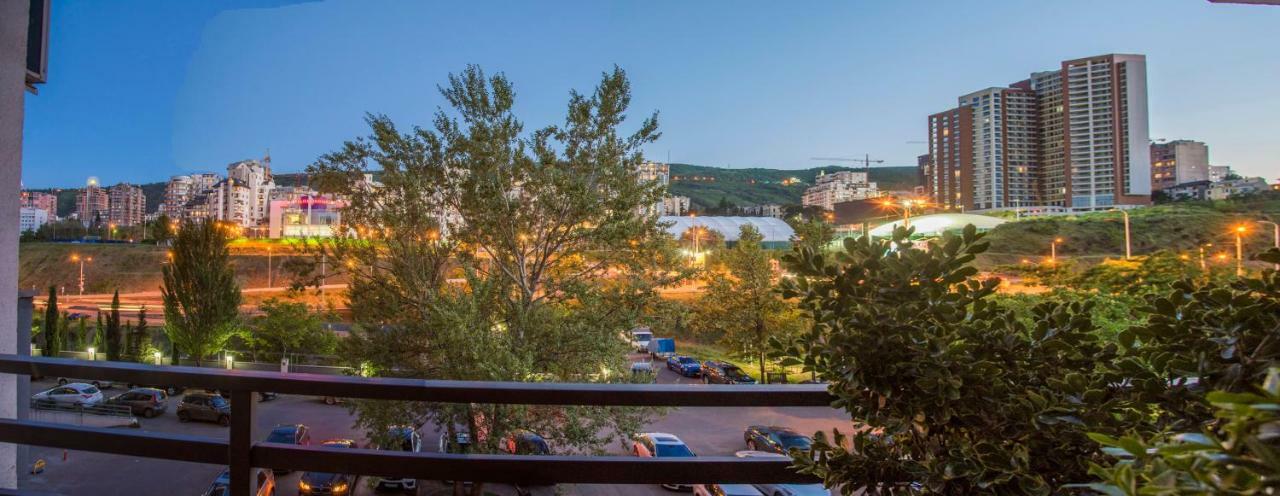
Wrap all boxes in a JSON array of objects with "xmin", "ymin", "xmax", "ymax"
[
  {"xmin": 734, "ymin": 451, "xmax": 830, "ymax": 496},
  {"xmin": 33, "ymin": 383, "xmax": 104, "ymax": 406}
]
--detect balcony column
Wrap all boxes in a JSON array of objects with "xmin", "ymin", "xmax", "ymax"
[{"xmin": 0, "ymin": 0, "xmax": 31, "ymax": 488}]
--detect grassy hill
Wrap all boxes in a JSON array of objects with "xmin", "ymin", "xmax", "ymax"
[{"xmin": 668, "ymin": 163, "xmax": 918, "ymax": 210}]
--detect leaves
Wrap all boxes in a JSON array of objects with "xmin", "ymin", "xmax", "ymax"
[{"xmin": 159, "ymin": 219, "xmax": 241, "ymax": 365}]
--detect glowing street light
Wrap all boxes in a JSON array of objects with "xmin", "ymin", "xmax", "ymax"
[
  {"xmin": 70, "ymin": 254, "xmax": 93, "ymax": 295},
  {"xmin": 1050, "ymin": 237, "xmax": 1064, "ymax": 264},
  {"xmin": 1258, "ymin": 220, "xmax": 1279, "ymax": 270},
  {"xmin": 225, "ymin": 355, "xmax": 235, "ymax": 370},
  {"xmin": 1234, "ymin": 224, "xmax": 1248, "ymax": 276},
  {"xmin": 1198, "ymin": 243, "xmax": 1213, "ymax": 271},
  {"xmin": 87, "ymin": 346, "xmax": 96, "ymax": 361},
  {"xmin": 153, "ymin": 350, "xmax": 163, "ymax": 366}
]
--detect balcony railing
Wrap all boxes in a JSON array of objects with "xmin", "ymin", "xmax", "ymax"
[{"xmin": 0, "ymin": 355, "xmax": 832, "ymax": 496}]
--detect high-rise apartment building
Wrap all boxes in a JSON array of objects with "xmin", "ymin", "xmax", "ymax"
[
  {"xmin": 226, "ymin": 158, "xmax": 274, "ymax": 225},
  {"xmin": 1150, "ymin": 140, "xmax": 1209, "ymax": 191},
  {"xmin": 20, "ymin": 190, "xmax": 57, "ymax": 219},
  {"xmin": 19, "ymin": 207, "xmax": 48, "ymax": 234},
  {"xmin": 106, "ymin": 183, "xmax": 145, "ymax": 227},
  {"xmin": 802, "ymin": 170, "xmax": 879, "ymax": 211},
  {"xmin": 923, "ymin": 53, "xmax": 1151, "ymax": 212},
  {"xmin": 75, "ymin": 177, "xmax": 109, "ymax": 226},
  {"xmin": 637, "ymin": 161, "xmax": 671, "ymax": 215}
]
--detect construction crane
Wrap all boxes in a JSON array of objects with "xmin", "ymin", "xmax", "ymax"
[{"xmin": 810, "ymin": 154, "xmax": 884, "ymax": 173}]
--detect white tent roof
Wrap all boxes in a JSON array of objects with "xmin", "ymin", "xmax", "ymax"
[
  {"xmin": 868, "ymin": 213, "xmax": 1007, "ymax": 237},
  {"xmin": 659, "ymin": 216, "xmax": 795, "ymax": 242}
]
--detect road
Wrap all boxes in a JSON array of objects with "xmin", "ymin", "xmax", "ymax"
[{"xmin": 19, "ymin": 366, "xmax": 849, "ymax": 496}]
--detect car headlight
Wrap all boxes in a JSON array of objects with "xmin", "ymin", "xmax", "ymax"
[
  {"xmin": 298, "ymin": 480, "xmax": 311, "ymax": 491},
  {"xmin": 332, "ymin": 481, "xmax": 349, "ymax": 493}
]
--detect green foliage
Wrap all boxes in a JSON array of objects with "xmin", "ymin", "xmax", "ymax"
[
  {"xmin": 309, "ymin": 66, "xmax": 673, "ymax": 487},
  {"xmin": 160, "ymin": 219, "xmax": 242, "ymax": 365},
  {"xmin": 105, "ymin": 290, "xmax": 123, "ymax": 361},
  {"xmin": 127, "ymin": 306, "xmax": 148, "ymax": 360},
  {"xmin": 1079, "ymin": 368, "xmax": 1280, "ymax": 495},
  {"xmin": 667, "ymin": 164, "xmax": 919, "ymax": 210},
  {"xmin": 42, "ymin": 286, "xmax": 60, "ymax": 356},
  {"xmin": 242, "ymin": 298, "xmax": 336, "ymax": 359},
  {"xmin": 775, "ymin": 226, "xmax": 1134, "ymax": 494},
  {"xmin": 152, "ymin": 214, "xmax": 174, "ymax": 245},
  {"xmin": 1073, "ymin": 251, "xmax": 1199, "ymax": 294},
  {"xmin": 789, "ymin": 217, "xmax": 836, "ymax": 254},
  {"xmin": 696, "ymin": 225, "xmax": 803, "ymax": 383}
]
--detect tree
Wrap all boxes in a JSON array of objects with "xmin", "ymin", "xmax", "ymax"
[
  {"xmin": 243, "ymin": 298, "xmax": 336, "ymax": 360},
  {"xmin": 128, "ymin": 306, "xmax": 148, "ymax": 360},
  {"xmin": 308, "ymin": 65, "xmax": 670, "ymax": 496},
  {"xmin": 775, "ymin": 227, "xmax": 1134, "ymax": 493},
  {"xmin": 42, "ymin": 286, "xmax": 60, "ymax": 356},
  {"xmin": 789, "ymin": 217, "xmax": 835, "ymax": 254},
  {"xmin": 105, "ymin": 290, "xmax": 123, "ymax": 360},
  {"xmin": 697, "ymin": 225, "xmax": 801, "ymax": 383},
  {"xmin": 152, "ymin": 214, "xmax": 174, "ymax": 245},
  {"xmin": 160, "ymin": 219, "xmax": 241, "ymax": 365}
]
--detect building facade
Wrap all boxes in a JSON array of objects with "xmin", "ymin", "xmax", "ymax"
[
  {"xmin": 1151, "ymin": 140, "xmax": 1209, "ymax": 191},
  {"xmin": 638, "ymin": 161, "xmax": 670, "ymax": 215},
  {"xmin": 1209, "ymin": 165, "xmax": 1234, "ymax": 183},
  {"xmin": 923, "ymin": 53, "xmax": 1151, "ymax": 212},
  {"xmin": 106, "ymin": 182, "xmax": 145, "ymax": 227},
  {"xmin": 801, "ymin": 170, "xmax": 880, "ymax": 211},
  {"xmin": 20, "ymin": 190, "xmax": 56, "ymax": 220},
  {"xmin": 662, "ymin": 195, "xmax": 690, "ymax": 216},
  {"xmin": 1207, "ymin": 177, "xmax": 1269, "ymax": 200},
  {"xmin": 18, "ymin": 207, "xmax": 47, "ymax": 233},
  {"xmin": 741, "ymin": 203, "xmax": 783, "ymax": 218},
  {"xmin": 75, "ymin": 177, "xmax": 108, "ymax": 226}
]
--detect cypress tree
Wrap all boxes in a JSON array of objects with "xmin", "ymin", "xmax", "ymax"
[
  {"xmin": 43, "ymin": 286, "xmax": 59, "ymax": 356},
  {"xmin": 106, "ymin": 290, "xmax": 123, "ymax": 360}
]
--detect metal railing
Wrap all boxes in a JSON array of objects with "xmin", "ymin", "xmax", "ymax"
[{"xmin": 0, "ymin": 354, "xmax": 833, "ymax": 496}]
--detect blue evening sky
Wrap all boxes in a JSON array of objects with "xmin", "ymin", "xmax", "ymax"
[{"xmin": 20, "ymin": 0, "xmax": 1280, "ymax": 188}]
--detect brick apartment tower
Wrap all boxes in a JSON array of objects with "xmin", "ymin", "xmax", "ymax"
[{"xmin": 922, "ymin": 54, "xmax": 1151, "ymax": 211}]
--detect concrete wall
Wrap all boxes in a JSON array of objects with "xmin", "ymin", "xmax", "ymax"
[{"xmin": 0, "ymin": 0, "xmax": 31, "ymax": 488}]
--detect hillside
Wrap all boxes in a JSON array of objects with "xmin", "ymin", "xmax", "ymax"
[{"xmin": 668, "ymin": 163, "xmax": 918, "ymax": 210}]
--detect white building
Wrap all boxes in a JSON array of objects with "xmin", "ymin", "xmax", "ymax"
[
  {"xmin": 18, "ymin": 207, "xmax": 47, "ymax": 234},
  {"xmin": 637, "ymin": 161, "xmax": 671, "ymax": 216},
  {"xmin": 1209, "ymin": 165, "xmax": 1234, "ymax": 183},
  {"xmin": 1207, "ymin": 177, "xmax": 1269, "ymax": 201},
  {"xmin": 741, "ymin": 204, "xmax": 783, "ymax": 218},
  {"xmin": 662, "ymin": 195, "xmax": 690, "ymax": 216},
  {"xmin": 802, "ymin": 170, "xmax": 879, "ymax": 211},
  {"xmin": 1151, "ymin": 140, "xmax": 1209, "ymax": 192},
  {"xmin": 226, "ymin": 158, "xmax": 274, "ymax": 225}
]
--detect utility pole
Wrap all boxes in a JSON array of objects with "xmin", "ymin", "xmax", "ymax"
[{"xmin": 1259, "ymin": 220, "xmax": 1279, "ymax": 270}]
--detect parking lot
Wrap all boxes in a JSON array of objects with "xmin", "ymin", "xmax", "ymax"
[{"xmin": 20, "ymin": 363, "xmax": 848, "ymax": 496}]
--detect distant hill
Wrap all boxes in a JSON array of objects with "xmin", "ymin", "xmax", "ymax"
[
  {"xmin": 30, "ymin": 165, "xmax": 919, "ymax": 216},
  {"xmin": 668, "ymin": 163, "xmax": 918, "ymax": 209}
]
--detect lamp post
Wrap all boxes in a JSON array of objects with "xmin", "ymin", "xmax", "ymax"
[
  {"xmin": 1111, "ymin": 209, "xmax": 1131, "ymax": 260},
  {"xmin": 153, "ymin": 350, "xmax": 163, "ymax": 366},
  {"xmin": 1258, "ymin": 220, "xmax": 1279, "ymax": 270},
  {"xmin": 1051, "ymin": 237, "xmax": 1063, "ymax": 264},
  {"xmin": 87, "ymin": 346, "xmax": 96, "ymax": 361},
  {"xmin": 70, "ymin": 254, "xmax": 92, "ymax": 296},
  {"xmin": 266, "ymin": 246, "xmax": 273, "ymax": 288},
  {"xmin": 1234, "ymin": 224, "xmax": 1247, "ymax": 277},
  {"xmin": 1199, "ymin": 243, "xmax": 1213, "ymax": 271}
]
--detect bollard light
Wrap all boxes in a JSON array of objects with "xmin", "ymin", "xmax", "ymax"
[
  {"xmin": 87, "ymin": 347, "xmax": 96, "ymax": 360},
  {"xmin": 225, "ymin": 355, "xmax": 234, "ymax": 370},
  {"xmin": 154, "ymin": 351, "xmax": 163, "ymax": 366}
]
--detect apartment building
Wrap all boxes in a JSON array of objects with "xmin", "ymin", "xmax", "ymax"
[
  {"xmin": 801, "ymin": 170, "xmax": 879, "ymax": 211},
  {"xmin": 19, "ymin": 207, "xmax": 47, "ymax": 233},
  {"xmin": 106, "ymin": 182, "xmax": 145, "ymax": 226},
  {"xmin": 1151, "ymin": 140, "xmax": 1209, "ymax": 191},
  {"xmin": 638, "ymin": 161, "xmax": 670, "ymax": 215},
  {"xmin": 662, "ymin": 195, "xmax": 690, "ymax": 216},
  {"xmin": 75, "ymin": 177, "xmax": 108, "ymax": 226},
  {"xmin": 20, "ymin": 190, "xmax": 56, "ymax": 219},
  {"xmin": 922, "ymin": 53, "xmax": 1151, "ymax": 212}
]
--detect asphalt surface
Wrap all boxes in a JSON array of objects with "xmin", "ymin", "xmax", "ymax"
[{"xmin": 19, "ymin": 363, "xmax": 849, "ymax": 496}]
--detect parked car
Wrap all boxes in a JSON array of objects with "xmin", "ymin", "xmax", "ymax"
[
  {"xmin": 630, "ymin": 360, "xmax": 656, "ymax": 383},
  {"xmin": 264, "ymin": 424, "xmax": 311, "ymax": 473},
  {"xmin": 631, "ymin": 327, "xmax": 654, "ymax": 352},
  {"xmin": 105, "ymin": 387, "xmax": 168, "ymax": 417},
  {"xmin": 201, "ymin": 467, "xmax": 275, "ymax": 496},
  {"xmin": 666, "ymin": 355, "xmax": 702, "ymax": 377},
  {"xmin": 702, "ymin": 361, "xmax": 756, "ymax": 384},
  {"xmin": 648, "ymin": 337, "xmax": 676, "ymax": 359},
  {"xmin": 632, "ymin": 432, "xmax": 695, "ymax": 491},
  {"xmin": 177, "ymin": 392, "xmax": 231, "ymax": 426},
  {"xmin": 743, "ymin": 426, "xmax": 812, "ymax": 455},
  {"xmin": 370, "ymin": 426, "xmax": 421, "ymax": 493},
  {"xmin": 32, "ymin": 383, "xmax": 103, "ymax": 406},
  {"xmin": 501, "ymin": 430, "xmax": 552, "ymax": 496},
  {"xmin": 734, "ymin": 451, "xmax": 830, "ymax": 496},
  {"xmin": 56, "ymin": 377, "xmax": 113, "ymax": 390},
  {"xmin": 125, "ymin": 383, "xmax": 183, "ymax": 395},
  {"xmin": 299, "ymin": 439, "xmax": 359, "ymax": 495},
  {"xmin": 694, "ymin": 484, "xmax": 764, "ymax": 496}
]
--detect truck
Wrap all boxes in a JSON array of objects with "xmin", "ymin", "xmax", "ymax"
[
  {"xmin": 630, "ymin": 327, "xmax": 654, "ymax": 352},
  {"xmin": 647, "ymin": 338, "xmax": 676, "ymax": 359}
]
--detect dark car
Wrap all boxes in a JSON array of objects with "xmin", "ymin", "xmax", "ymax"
[
  {"xmin": 743, "ymin": 425, "xmax": 813, "ymax": 454},
  {"xmin": 299, "ymin": 439, "xmax": 358, "ymax": 495},
  {"xmin": 105, "ymin": 387, "xmax": 168, "ymax": 418},
  {"xmin": 202, "ymin": 468, "xmax": 275, "ymax": 496},
  {"xmin": 501, "ymin": 430, "xmax": 552, "ymax": 496},
  {"xmin": 177, "ymin": 392, "xmax": 231, "ymax": 426},
  {"xmin": 666, "ymin": 355, "xmax": 702, "ymax": 377},
  {"xmin": 370, "ymin": 426, "xmax": 422, "ymax": 493},
  {"xmin": 702, "ymin": 361, "xmax": 757, "ymax": 384},
  {"xmin": 265, "ymin": 424, "xmax": 311, "ymax": 473}
]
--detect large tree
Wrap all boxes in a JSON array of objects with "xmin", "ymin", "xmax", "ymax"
[
  {"xmin": 42, "ymin": 286, "xmax": 60, "ymax": 357},
  {"xmin": 160, "ymin": 219, "xmax": 241, "ymax": 365},
  {"xmin": 105, "ymin": 290, "xmax": 123, "ymax": 361},
  {"xmin": 308, "ymin": 65, "xmax": 673, "ymax": 495},
  {"xmin": 242, "ymin": 298, "xmax": 336, "ymax": 361},
  {"xmin": 697, "ymin": 225, "xmax": 803, "ymax": 382}
]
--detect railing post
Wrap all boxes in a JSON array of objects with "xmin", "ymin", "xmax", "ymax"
[{"xmin": 229, "ymin": 390, "xmax": 257, "ymax": 496}]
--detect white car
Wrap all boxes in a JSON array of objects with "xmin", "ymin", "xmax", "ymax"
[
  {"xmin": 33, "ymin": 383, "xmax": 104, "ymax": 406},
  {"xmin": 632, "ymin": 432, "xmax": 695, "ymax": 491},
  {"xmin": 694, "ymin": 484, "xmax": 764, "ymax": 496},
  {"xmin": 734, "ymin": 451, "xmax": 830, "ymax": 496}
]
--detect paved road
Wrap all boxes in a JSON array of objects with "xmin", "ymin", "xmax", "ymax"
[{"xmin": 20, "ymin": 366, "xmax": 848, "ymax": 496}]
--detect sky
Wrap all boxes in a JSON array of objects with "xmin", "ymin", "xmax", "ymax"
[{"xmin": 20, "ymin": 0, "xmax": 1280, "ymax": 188}]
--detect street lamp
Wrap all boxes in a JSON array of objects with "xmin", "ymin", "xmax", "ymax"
[
  {"xmin": 225, "ymin": 355, "xmax": 235, "ymax": 370},
  {"xmin": 87, "ymin": 346, "xmax": 96, "ymax": 361},
  {"xmin": 1050, "ymin": 237, "xmax": 1064, "ymax": 264},
  {"xmin": 1199, "ymin": 243, "xmax": 1213, "ymax": 271},
  {"xmin": 1258, "ymin": 220, "xmax": 1279, "ymax": 270},
  {"xmin": 153, "ymin": 350, "xmax": 163, "ymax": 366},
  {"xmin": 1234, "ymin": 224, "xmax": 1248, "ymax": 277},
  {"xmin": 1110, "ymin": 209, "xmax": 1131, "ymax": 260},
  {"xmin": 266, "ymin": 246, "xmax": 273, "ymax": 288},
  {"xmin": 70, "ymin": 254, "xmax": 93, "ymax": 296}
]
